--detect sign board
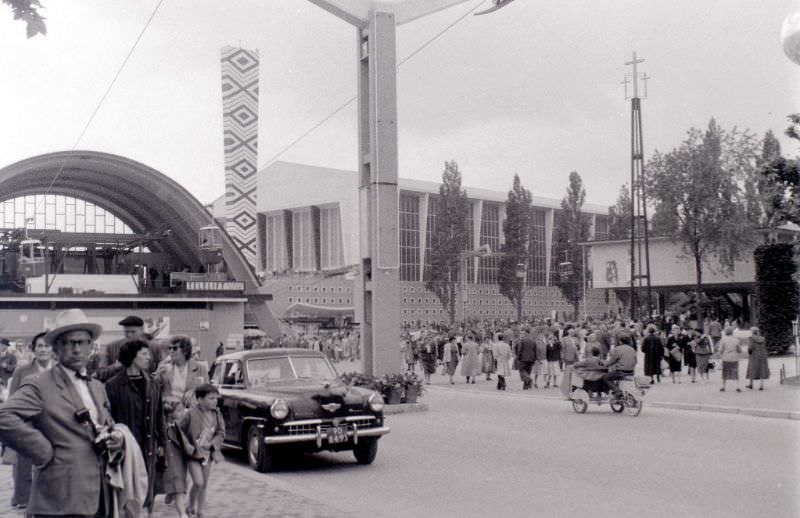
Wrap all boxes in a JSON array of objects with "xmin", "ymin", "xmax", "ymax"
[{"xmin": 185, "ymin": 281, "xmax": 245, "ymax": 291}]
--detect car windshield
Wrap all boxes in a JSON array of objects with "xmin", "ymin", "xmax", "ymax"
[{"xmin": 247, "ymin": 356, "xmax": 338, "ymax": 388}]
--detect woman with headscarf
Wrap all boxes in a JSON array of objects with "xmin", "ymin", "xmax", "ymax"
[
  {"xmin": 154, "ymin": 335, "xmax": 209, "ymax": 518},
  {"xmin": 745, "ymin": 327, "xmax": 770, "ymax": 391},
  {"xmin": 8, "ymin": 331, "xmax": 54, "ymax": 510},
  {"xmin": 105, "ymin": 338, "xmax": 165, "ymax": 515}
]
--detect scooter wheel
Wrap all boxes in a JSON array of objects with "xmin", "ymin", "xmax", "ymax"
[
  {"xmin": 572, "ymin": 399, "xmax": 588, "ymax": 414},
  {"xmin": 624, "ymin": 393, "xmax": 643, "ymax": 417},
  {"xmin": 610, "ymin": 399, "xmax": 625, "ymax": 413}
]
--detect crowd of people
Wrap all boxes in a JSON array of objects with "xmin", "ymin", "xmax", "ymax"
[
  {"xmin": 399, "ymin": 314, "xmax": 773, "ymax": 397},
  {"xmin": 0, "ymin": 310, "xmax": 223, "ymax": 518},
  {"xmin": 244, "ymin": 330, "xmax": 360, "ymax": 364}
]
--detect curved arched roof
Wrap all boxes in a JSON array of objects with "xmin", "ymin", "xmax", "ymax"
[{"xmin": 0, "ymin": 151, "xmax": 259, "ymax": 292}]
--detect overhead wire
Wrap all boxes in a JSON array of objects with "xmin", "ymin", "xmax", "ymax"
[
  {"xmin": 43, "ymin": 0, "xmax": 167, "ymax": 196},
  {"xmin": 257, "ymin": 0, "xmax": 489, "ymax": 171}
]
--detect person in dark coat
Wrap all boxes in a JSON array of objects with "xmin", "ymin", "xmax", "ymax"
[
  {"xmin": 516, "ymin": 329, "xmax": 537, "ymax": 390},
  {"xmin": 745, "ymin": 327, "xmax": 770, "ymax": 390},
  {"xmin": 105, "ymin": 338, "xmax": 165, "ymax": 514},
  {"xmin": 7, "ymin": 331, "xmax": 54, "ymax": 510},
  {"xmin": 96, "ymin": 315, "xmax": 163, "ymax": 381},
  {"xmin": 641, "ymin": 324, "xmax": 664, "ymax": 384},
  {"xmin": 665, "ymin": 325, "xmax": 688, "ymax": 383}
]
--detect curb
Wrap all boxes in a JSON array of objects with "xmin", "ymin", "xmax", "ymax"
[
  {"xmin": 649, "ymin": 401, "xmax": 800, "ymax": 420},
  {"xmin": 425, "ymin": 385, "xmax": 799, "ymax": 420},
  {"xmin": 383, "ymin": 402, "xmax": 429, "ymax": 414}
]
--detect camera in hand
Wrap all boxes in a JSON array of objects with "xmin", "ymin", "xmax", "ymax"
[{"xmin": 74, "ymin": 408, "xmax": 114, "ymax": 454}]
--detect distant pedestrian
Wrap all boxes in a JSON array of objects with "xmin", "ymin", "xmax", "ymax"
[
  {"xmin": 480, "ymin": 337, "xmax": 495, "ymax": 381},
  {"xmin": 545, "ymin": 336, "xmax": 561, "ymax": 388},
  {"xmin": 665, "ymin": 325, "xmax": 686, "ymax": 384},
  {"xmin": 443, "ymin": 336, "xmax": 460, "ymax": 384},
  {"xmin": 708, "ymin": 317, "xmax": 722, "ymax": 349},
  {"xmin": 419, "ymin": 340, "xmax": 437, "ymax": 385},
  {"xmin": 215, "ymin": 341, "xmax": 225, "ymax": 358},
  {"xmin": 460, "ymin": 334, "xmax": 480, "ymax": 384},
  {"xmin": 745, "ymin": 327, "xmax": 770, "ymax": 391},
  {"xmin": 559, "ymin": 329, "xmax": 580, "ymax": 399},
  {"xmin": 492, "ymin": 334, "xmax": 512, "ymax": 391},
  {"xmin": 691, "ymin": 329, "xmax": 714, "ymax": 384},
  {"xmin": 718, "ymin": 326, "xmax": 742, "ymax": 392},
  {"xmin": 532, "ymin": 332, "xmax": 548, "ymax": 388},
  {"xmin": 642, "ymin": 324, "xmax": 664, "ymax": 384},
  {"xmin": 516, "ymin": 329, "xmax": 537, "ymax": 390}
]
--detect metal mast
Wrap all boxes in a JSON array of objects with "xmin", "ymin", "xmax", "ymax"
[{"xmin": 624, "ymin": 52, "xmax": 653, "ymax": 321}]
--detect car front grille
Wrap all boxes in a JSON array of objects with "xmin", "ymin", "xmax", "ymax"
[{"xmin": 282, "ymin": 415, "xmax": 379, "ymax": 435}]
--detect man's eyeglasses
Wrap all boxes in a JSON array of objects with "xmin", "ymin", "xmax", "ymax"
[{"xmin": 168, "ymin": 346, "xmax": 180, "ymax": 351}]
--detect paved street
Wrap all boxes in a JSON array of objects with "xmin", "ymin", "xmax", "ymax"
[{"xmin": 0, "ymin": 361, "xmax": 797, "ymax": 518}]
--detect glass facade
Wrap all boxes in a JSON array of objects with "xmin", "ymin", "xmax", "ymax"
[
  {"xmin": 264, "ymin": 213, "xmax": 287, "ymax": 272},
  {"xmin": 423, "ymin": 195, "xmax": 438, "ymax": 280},
  {"xmin": 527, "ymin": 208, "xmax": 547, "ymax": 286},
  {"xmin": 0, "ymin": 194, "xmax": 133, "ymax": 234},
  {"xmin": 319, "ymin": 206, "xmax": 343, "ymax": 270},
  {"xmin": 477, "ymin": 203, "xmax": 500, "ymax": 284},
  {"xmin": 399, "ymin": 193, "xmax": 420, "ymax": 281},
  {"xmin": 291, "ymin": 210, "xmax": 315, "ymax": 272}
]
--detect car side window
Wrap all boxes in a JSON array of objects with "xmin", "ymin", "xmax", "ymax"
[
  {"xmin": 211, "ymin": 362, "xmax": 224, "ymax": 385},
  {"xmin": 222, "ymin": 361, "xmax": 244, "ymax": 386}
]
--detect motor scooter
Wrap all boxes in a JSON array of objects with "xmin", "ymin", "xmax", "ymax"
[{"xmin": 569, "ymin": 371, "xmax": 651, "ymax": 416}]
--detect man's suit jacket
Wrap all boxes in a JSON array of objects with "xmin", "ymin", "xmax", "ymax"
[
  {"xmin": 0, "ymin": 365, "xmax": 114, "ymax": 516},
  {"xmin": 516, "ymin": 336, "xmax": 537, "ymax": 362}
]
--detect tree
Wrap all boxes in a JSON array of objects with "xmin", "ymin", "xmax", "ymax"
[
  {"xmin": 746, "ymin": 130, "xmax": 800, "ymax": 240},
  {"xmin": 754, "ymin": 243, "xmax": 799, "ymax": 353},
  {"xmin": 424, "ymin": 161, "xmax": 470, "ymax": 323},
  {"xmin": 647, "ymin": 118, "xmax": 759, "ymax": 321},
  {"xmin": 498, "ymin": 174, "xmax": 533, "ymax": 321},
  {"xmin": 552, "ymin": 171, "xmax": 589, "ymax": 319},
  {"xmin": 4, "ymin": 0, "xmax": 46, "ymax": 38},
  {"xmin": 607, "ymin": 183, "xmax": 631, "ymax": 240}
]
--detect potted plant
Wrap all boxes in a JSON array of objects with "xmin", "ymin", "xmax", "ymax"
[
  {"xmin": 402, "ymin": 372, "xmax": 424, "ymax": 403},
  {"xmin": 380, "ymin": 373, "xmax": 405, "ymax": 404}
]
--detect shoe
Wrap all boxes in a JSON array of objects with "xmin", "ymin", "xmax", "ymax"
[
  {"xmin": 746, "ymin": 384, "xmax": 753, "ymax": 390},
  {"xmin": 736, "ymin": 388, "xmax": 742, "ymax": 392},
  {"xmin": 759, "ymin": 387, "xmax": 764, "ymax": 391},
  {"xmin": 720, "ymin": 388, "xmax": 725, "ymax": 392}
]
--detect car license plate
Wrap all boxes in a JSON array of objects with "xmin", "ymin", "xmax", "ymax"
[{"xmin": 327, "ymin": 425, "xmax": 348, "ymax": 444}]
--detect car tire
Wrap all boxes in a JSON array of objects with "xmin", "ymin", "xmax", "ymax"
[
  {"xmin": 353, "ymin": 438, "xmax": 379, "ymax": 465},
  {"xmin": 246, "ymin": 425, "xmax": 274, "ymax": 472}
]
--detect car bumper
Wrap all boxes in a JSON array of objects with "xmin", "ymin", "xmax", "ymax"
[{"xmin": 264, "ymin": 425, "xmax": 391, "ymax": 447}]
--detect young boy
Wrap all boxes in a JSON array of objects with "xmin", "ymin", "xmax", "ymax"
[{"xmin": 180, "ymin": 384, "xmax": 225, "ymax": 518}]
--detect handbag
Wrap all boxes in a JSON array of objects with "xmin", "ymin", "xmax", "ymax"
[
  {"xmin": 670, "ymin": 347, "xmax": 683, "ymax": 362},
  {"xmin": 660, "ymin": 358, "xmax": 669, "ymax": 373}
]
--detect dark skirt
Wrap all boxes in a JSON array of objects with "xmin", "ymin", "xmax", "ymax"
[{"xmin": 684, "ymin": 349, "xmax": 697, "ymax": 368}]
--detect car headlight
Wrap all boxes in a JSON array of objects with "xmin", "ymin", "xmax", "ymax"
[
  {"xmin": 368, "ymin": 392, "xmax": 384, "ymax": 413},
  {"xmin": 270, "ymin": 399, "xmax": 289, "ymax": 419}
]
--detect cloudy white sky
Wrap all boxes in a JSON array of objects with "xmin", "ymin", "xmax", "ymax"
[{"xmin": 1, "ymin": 0, "xmax": 799, "ymax": 207}]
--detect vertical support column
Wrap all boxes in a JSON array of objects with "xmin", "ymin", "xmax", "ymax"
[
  {"xmin": 419, "ymin": 193, "xmax": 429, "ymax": 282},
  {"xmin": 354, "ymin": 9, "xmax": 401, "ymax": 376},
  {"xmin": 221, "ymin": 46, "xmax": 260, "ymax": 268},
  {"xmin": 544, "ymin": 208, "xmax": 555, "ymax": 287},
  {"xmin": 473, "ymin": 199, "xmax": 483, "ymax": 284}
]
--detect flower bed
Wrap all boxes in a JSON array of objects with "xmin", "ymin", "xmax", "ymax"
[{"xmin": 340, "ymin": 371, "xmax": 424, "ymax": 404}]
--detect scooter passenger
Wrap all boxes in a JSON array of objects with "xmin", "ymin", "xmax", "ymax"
[
  {"xmin": 573, "ymin": 347, "xmax": 606, "ymax": 395},
  {"xmin": 601, "ymin": 333, "xmax": 637, "ymax": 397}
]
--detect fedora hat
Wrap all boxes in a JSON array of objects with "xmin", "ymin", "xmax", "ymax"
[{"xmin": 44, "ymin": 309, "xmax": 103, "ymax": 346}]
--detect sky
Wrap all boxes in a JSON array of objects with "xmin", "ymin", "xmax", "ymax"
[{"xmin": 1, "ymin": 0, "xmax": 799, "ymax": 208}]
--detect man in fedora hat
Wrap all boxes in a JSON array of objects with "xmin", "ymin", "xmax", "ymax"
[{"xmin": 0, "ymin": 308, "xmax": 124, "ymax": 517}]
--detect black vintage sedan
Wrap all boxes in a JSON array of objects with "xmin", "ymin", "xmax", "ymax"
[{"xmin": 210, "ymin": 348, "xmax": 389, "ymax": 472}]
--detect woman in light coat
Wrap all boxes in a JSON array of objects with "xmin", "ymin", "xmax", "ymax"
[
  {"xmin": 480, "ymin": 336, "xmax": 496, "ymax": 381},
  {"xmin": 491, "ymin": 333, "xmax": 512, "ymax": 391},
  {"xmin": 718, "ymin": 327, "xmax": 742, "ymax": 392},
  {"xmin": 460, "ymin": 333, "xmax": 481, "ymax": 384},
  {"xmin": 745, "ymin": 327, "xmax": 770, "ymax": 390}
]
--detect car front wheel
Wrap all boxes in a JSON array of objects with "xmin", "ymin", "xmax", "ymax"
[
  {"xmin": 353, "ymin": 438, "xmax": 379, "ymax": 465},
  {"xmin": 247, "ymin": 425, "xmax": 275, "ymax": 472}
]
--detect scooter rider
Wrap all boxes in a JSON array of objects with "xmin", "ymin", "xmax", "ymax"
[{"xmin": 601, "ymin": 333, "xmax": 638, "ymax": 397}]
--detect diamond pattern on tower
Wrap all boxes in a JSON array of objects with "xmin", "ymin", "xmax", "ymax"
[{"xmin": 221, "ymin": 45, "xmax": 259, "ymax": 267}]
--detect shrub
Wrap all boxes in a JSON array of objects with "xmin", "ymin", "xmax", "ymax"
[{"xmin": 754, "ymin": 243, "xmax": 799, "ymax": 353}]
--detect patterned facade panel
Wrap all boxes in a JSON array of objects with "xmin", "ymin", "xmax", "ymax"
[{"xmin": 221, "ymin": 45, "xmax": 259, "ymax": 267}]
